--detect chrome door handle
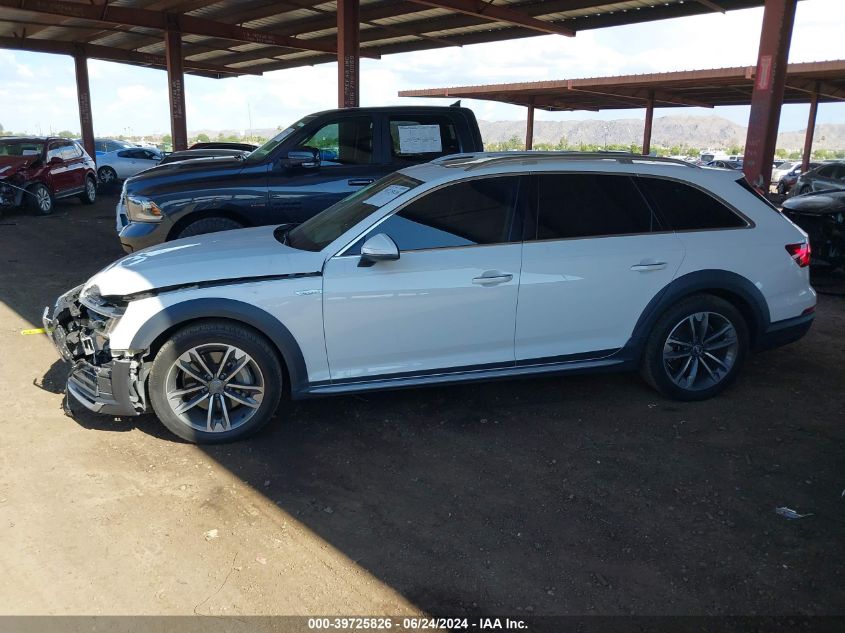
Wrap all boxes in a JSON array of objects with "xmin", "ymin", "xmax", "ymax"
[
  {"xmin": 472, "ymin": 273, "xmax": 513, "ymax": 285},
  {"xmin": 348, "ymin": 178, "xmax": 374, "ymax": 186},
  {"xmin": 631, "ymin": 262, "xmax": 667, "ymax": 272}
]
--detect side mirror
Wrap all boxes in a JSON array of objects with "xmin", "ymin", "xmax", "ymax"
[
  {"xmin": 48, "ymin": 156, "xmax": 63, "ymax": 165},
  {"xmin": 283, "ymin": 147, "xmax": 320, "ymax": 169},
  {"xmin": 359, "ymin": 233, "xmax": 399, "ymax": 267}
]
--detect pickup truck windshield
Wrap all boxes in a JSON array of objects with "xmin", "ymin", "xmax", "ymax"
[
  {"xmin": 245, "ymin": 116, "xmax": 316, "ymax": 163},
  {"xmin": 285, "ymin": 173, "xmax": 423, "ymax": 252}
]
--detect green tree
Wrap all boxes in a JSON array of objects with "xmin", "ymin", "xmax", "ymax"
[
  {"xmin": 56, "ymin": 130, "xmax": 76, "ymax": 138},
  {"xmin": 195, "ymin": 133, "xmax": 210, "ymax": 143}
]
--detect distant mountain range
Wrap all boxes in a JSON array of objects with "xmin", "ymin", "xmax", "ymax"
[
  {"xmin": 478, "ymin": 116, "xmax": 845, "ymax": 151},
  {"xmin": 176, "ymin": 115, "xmax": 844, "ymax": 152}
]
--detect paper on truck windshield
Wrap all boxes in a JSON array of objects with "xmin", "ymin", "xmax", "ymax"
[
  {"xmin": 397, "ymin": 125, "xmax": 442, "ymax": 154},
  {"xmin": 362, "ymin": 185, "xmax": 410, "ymax": 207}
]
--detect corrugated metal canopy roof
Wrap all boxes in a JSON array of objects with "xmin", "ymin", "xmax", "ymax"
[
  {"xmin": 0, "ymin": 0, "xmax": 770, "ymax": 78},
  {"xmin": 398, "ymin": 60, "xmax": 845, "ymax": 110}
]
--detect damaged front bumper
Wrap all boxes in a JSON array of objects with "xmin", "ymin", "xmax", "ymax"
[{"xmin": 43, "ymin": 286, "xmax": 146, "ymax": 417}]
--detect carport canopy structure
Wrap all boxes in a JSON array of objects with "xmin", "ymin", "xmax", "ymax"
[
  {"xmin": 400, "ymin": 59, "xmax": 845, "ymax": 167},
  {"xmin": 0, "ymin": 0, "xmax": 802, "ymax": 183}
]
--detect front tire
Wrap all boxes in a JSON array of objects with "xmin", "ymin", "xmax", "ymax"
[
  {"xmin": 176, "ymin": 216, "xmax": 244, "ymax": 239},
  {"xmin": 79, "ymin": 176, "xmax": 97, "ymax": 204},
  {"xmin": 28, "ymin": 183, "xmax": 53, "ymax": 215},
  {"xmin": 148, "ymin": 320, "xmax": 283, "ymax": 443},
  {"xmin": 98, "ymin": 166, "xmax": 117, "ymax": 185},
  {"xmin": 640, "ymin": 294, "xmax": 748, "ymax": 401}
]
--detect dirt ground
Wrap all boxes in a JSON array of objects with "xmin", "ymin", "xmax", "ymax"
[{"xmin": 0, "ymin": 190, "xmax": 843, "ymax": 617}]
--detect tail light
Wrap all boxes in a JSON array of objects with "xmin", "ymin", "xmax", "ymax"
[{"xmin": 785, "ymin": 241, "xmax": 811, "ymax": 268}]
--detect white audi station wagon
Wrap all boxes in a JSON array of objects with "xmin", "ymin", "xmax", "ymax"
[{"xmin": 45, "ymin": 153, "xmax": 816, "ymax": 443}]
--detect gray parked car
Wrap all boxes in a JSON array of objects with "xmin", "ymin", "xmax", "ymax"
[{"xmin": 794, "ymin": 161, "xmax": 845, "ymax": 195}]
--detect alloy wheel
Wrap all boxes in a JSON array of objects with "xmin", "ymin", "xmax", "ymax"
[
  {"xmin": 36, "ymin": 187, "xmax": 51, "ymax": 212},
  {"xmin": 86, "ymin": 179, "xmax": 96, "ymax": 202},
  {"xmin": 662, "ymin": 311, "xmax": 738, "ymax": 392},
  {"xmin": 164, "ymin": 343, "xmax": 265, "ymax": 433}
]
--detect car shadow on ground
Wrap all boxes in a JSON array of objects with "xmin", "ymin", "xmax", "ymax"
[{"xmin": 166, "ymin": 348, "xmax": 845, "ymax": 615}]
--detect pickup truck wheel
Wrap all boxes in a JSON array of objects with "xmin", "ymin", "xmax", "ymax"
[
  {"xmin": 28, "ymin": 183, "xmax": 54, "ymax": 215},
  {"xmin": 176, "ymin": 216, "xmax": 244, "ymax": 239},
  {"xmin": 98, "ymin": 167, "xmax": 117, "ymax": 185},
  {"xmin": 148, "ymin": 320, "xmax": 283, "ymax": 444},
  {"xmin": 79, "ymin": 176, "xmax": 97, "ymax": 204},
  {"xmin": 640, "ymin": 294, "xmax": 748, "ymax": 401}
]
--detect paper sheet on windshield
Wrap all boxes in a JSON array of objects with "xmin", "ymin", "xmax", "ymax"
[
  {"xmin": 362, "ymin": 185, "xmax": 410, "ymax": 207},
  {"xmin": 397, "ymin": 125, "xmax": 442, "ymax": 154}
]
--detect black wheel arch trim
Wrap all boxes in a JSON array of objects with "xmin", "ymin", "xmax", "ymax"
[
  {"xmin": 128, "ymin": 298, "xmax": 308, "ymax": 394},
  {"xmin": 624, "ymin": 269, "xmax": 771, "ymax": 356}
]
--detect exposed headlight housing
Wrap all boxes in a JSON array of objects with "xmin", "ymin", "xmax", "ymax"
[
  {"xmin": 126, "ymin": 195, "xmax": 163, "ymax": 222},
  {"xmin": 79, "ymin": 284, "xmax": 127, "ymax": 318}
]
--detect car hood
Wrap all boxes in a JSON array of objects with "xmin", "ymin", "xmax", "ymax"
[
  {"xmin": 125, "ymin": 155, "xmax": 249, "ymax": 190},
  {"xmin": 0, "ymin": 156, "xmax": 34, "ymax": 178},
  {"xmin": 84, "ymin": 225, "xmax": 325, "ymax": 298}
]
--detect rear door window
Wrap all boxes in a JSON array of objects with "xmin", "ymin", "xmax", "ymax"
[
  {"xmin": 388, "ymin": 115, "xmax": 461, "ymax": 165},
  {"xmin": 636, "ymin": 176, "xmax": 747, "ymax": 230},
  {"xmin": 530, "ymin": 173, "xmax": 661, "ymax": 240}
]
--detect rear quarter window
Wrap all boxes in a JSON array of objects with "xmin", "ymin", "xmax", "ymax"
[{"xmin": 636, "ymin": 176, "xmax": 747, "ymax": 230}]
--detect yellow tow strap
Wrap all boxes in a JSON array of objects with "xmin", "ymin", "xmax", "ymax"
[{"xmin": 20, "ymin": 328, "xmax": 47, "ymax": 335}]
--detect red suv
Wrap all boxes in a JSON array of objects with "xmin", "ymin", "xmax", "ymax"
[{"xmin": 0, "ymin": 136, "xmax": 97, "ymax": 216}]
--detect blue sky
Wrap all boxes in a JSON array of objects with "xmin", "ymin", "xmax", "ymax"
[{"xmin": 0, "ymin": 0, "xmax": 842, "ymax": 137}]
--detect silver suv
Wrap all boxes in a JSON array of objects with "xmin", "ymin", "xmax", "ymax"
[{"xmin": 45, "ymin": 153, "xmax": 816, "ymax": 443}]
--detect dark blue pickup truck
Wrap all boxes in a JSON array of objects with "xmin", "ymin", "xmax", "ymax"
[{"xmin": 116, "ymin": 105, "xmax": 484, "ymax": 252}]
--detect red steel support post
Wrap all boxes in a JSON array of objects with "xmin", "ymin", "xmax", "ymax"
[
  {"xmin": 337, "ymin": 0, "xmax": 360, "ymax": 108},
  {"xmin": 73, "ymin": 50, "xmax": 95, "ymax": 160},
  {"xmin": 801, "ymin": 84, "xmax": 819, "ymax": 173},
  {"xmin": 642, "ymin": 90, "xmax": 654, "ymax": 155},
  {"xmin": 525, "ymin": 103, "xmax": 535, "ymax": 150},
  {"xmin": 165, "ymin": 28, "xmax": 188, "ymax": 151},
  {"xmin": 742, "ymin": 0, "xmax": 798, "ymax": 190}
]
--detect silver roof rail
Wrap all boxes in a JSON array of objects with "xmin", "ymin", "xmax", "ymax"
[{"xmin": 433, "ymin": 151, "xmax": 698, "ymax": 171}]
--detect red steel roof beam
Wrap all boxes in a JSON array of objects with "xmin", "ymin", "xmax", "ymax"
[
  {"xmin": 0, "ymin": 0, "xmax": 380, "ymax": 58},
  {"xmin": 405, "ymin": 0, "xmax": 575, "ymax": 37}
]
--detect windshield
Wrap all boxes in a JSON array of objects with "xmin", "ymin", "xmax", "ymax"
[
  {"xmin": 245, "ymin": 116, "xmax": 316, "ymax": 163},
  {"xmin": 0, "ymin": 139, "xmax": 44, "ymax": 157},
  {"xmin": 286, "ymin": 173, "xmax": 424, "ymax": 252}
]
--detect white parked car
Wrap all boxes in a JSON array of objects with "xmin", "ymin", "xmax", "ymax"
[
  {"xmin": 45, "ymin": 152, "xmax": 816, "ymax": 443},
  {"xmin": 771, "ymin": 161, "xmax": 799, "ymax": 185},
  {"xmin": 97, "ymin": 147, "xmax": 162, "ymax": 184}
]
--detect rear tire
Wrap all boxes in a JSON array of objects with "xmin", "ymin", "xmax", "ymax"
[
  {"xmin": 640, "ymin": 294, "xmax": 748, "ymax": 401},
  {"xmin": 175, "ymin": 216, "xmax": 244, "ymax": 239},
  {"xmin": 148, "ymin": 320, "xmax": 283, "ymax": 444},
  {"xmin": 79, "ymin": 176, "xmax": 97, "ymax": 204},
  {"xmin": 28, "ymin": 183, "xmax": 53, "ymax": 215}
]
